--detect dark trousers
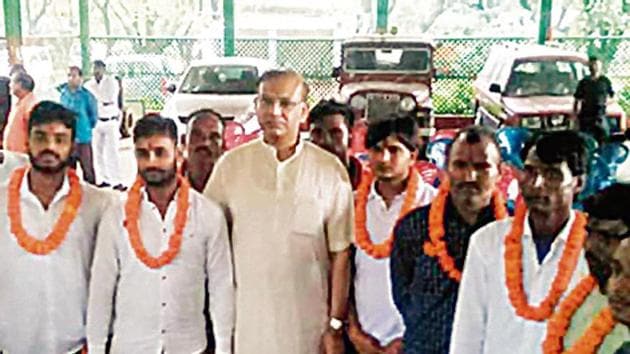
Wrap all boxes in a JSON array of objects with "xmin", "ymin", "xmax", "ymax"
[
  {"xmin": 71, "ymin": 142, "xmax": 96, "ymax": 184},
  {"xmin": 579, "ymin": 114, "xmax": 611, "ymax": 146}
]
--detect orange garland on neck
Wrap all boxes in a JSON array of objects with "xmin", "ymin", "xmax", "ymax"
[
  {"xmin": 423, "ymin": 178, "xmax": 508, "ymax": 282},
  {"xmin": 543, "ymin": 275, "xmax": 618, "ymax": 354},
  {"xmin": 124, "ymin": 175, "xmax": 190, "ymax": 269},
  {"xmin": 7, "ymin": 166, "xmax": 82, "ymax": 255},
  {"xmin": 354, "ymin": 168, "xmax": 419, "ymax": 259},
  {"xmin": 505, "ymin": 200, "xmax": 587, "ymax": 321}
]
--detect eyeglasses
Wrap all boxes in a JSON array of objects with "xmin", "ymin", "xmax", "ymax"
[{"xmin": 255, "ymin": 96, "xmax": 302, "ymax": 112}]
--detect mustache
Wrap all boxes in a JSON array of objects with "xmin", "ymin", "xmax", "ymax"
[
  {"xmin": 35, "ymin": 150, "xmax": 61, "ymax": 160},
  {"xmin": 452, "ymin": 182, "xmax": 481, "ymax": 192},
  {"xmin": 193, "ymin": 146, "xmax": 216, "ymax": 154}
]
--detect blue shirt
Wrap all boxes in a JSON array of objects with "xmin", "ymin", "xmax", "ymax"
[{"xmin": 59, "ymin": 85, "xmax": 98, "ymax": 143}]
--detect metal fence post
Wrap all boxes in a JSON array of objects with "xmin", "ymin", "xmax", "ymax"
[
  {"xmin": 224, "ymin": 0, "xmax": 235, "ymax": 56},
  {"xmin": 79, "ymin": 0, "xmax": 90, "ymax": 75},
  {"xmin": 538, "ymin": 0, "xmax": 552, "ymax": 44},
  {"xmin": 3, "ymin": 0, "xmax": 22, "ymax": 66},
  {"xmin": 376, "ymin": 0, "xmax": 388, "ymax": 33}
]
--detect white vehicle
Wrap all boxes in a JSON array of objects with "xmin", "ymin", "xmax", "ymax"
[{"xmin": 161, "ymin": 57, "xmax": 275, "ymax": 136}]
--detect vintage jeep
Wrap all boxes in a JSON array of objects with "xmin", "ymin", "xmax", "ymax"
[{"xmin": 333, "ymin": 35, "xmax": 439, "ymax": 154}]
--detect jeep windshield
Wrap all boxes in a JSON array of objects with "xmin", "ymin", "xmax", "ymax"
[
  {"xmin": 179, "ymin": 65, "xmax": 258, "ymax": 94},
  {"xmin": 504, "ymin": 59, "xmax": 588, "ymax": 97},
  {"xmin": 343, "ymin": 47, "xmax": 431, "ymax": 74}
]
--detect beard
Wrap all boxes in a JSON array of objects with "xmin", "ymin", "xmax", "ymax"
[
  {"xmin": 29, "ymin": 151, "xmax": 70, "ymax": 174},
  {"xmin": 139, "ymin": 165, "xmax": 177, "ymax": 187}
]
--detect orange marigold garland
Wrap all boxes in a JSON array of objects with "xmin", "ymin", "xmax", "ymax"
[
  {"xmin": 543, "ymin": 275, "xmax": 617, "ymax": 354},
  {"xmin": 505, "ymin": 200, "xmax": 588, "ymax": 321},
  {"xmin": 423, "ymin": 178, "xmax": 508, "ymax": 282},
  {"xmin": 355, "ymin": 168, "xmax": 419, "ymax": 259},
  {"xmin": 124, "ymin": 175, "xmax": 190, "ymax": 269},
  {"xmin": 7, "ymin": 166, "xmax": 82, "ymax": 255}
]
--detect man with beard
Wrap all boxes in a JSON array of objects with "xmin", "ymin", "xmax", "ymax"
[
  {"xmin": 610, "ymin": 238, "xmax": 630, "ymax": 354},
  {"xmin": 0, "ymin": 101, "xmax": 112, "ymax": 353},
  {"xmin": 451, "ymin": 130, "xmax": 591, "ymax": 354},
  {"xmin": 87, "ymin": 115, "xmax": 234, "ymax": 354},
  {"xmin": 348, "ymin": 115, "xmax": 436, "ymax": 354},
  {"xmin": 309, "ymin": 99, "xmax": 362, "ymax": 189},
  {"xmin": 184, "ymin": 109, "xmax": 224, "ymax": 192},
  {"xmin": 204, "ymin": 69, "xmax": 353, "ymax": 354},
  {"xmin": 539, "ymin": 183, "xmax": 630, "ymax": 353},
  {"xmin": 389, "ymin": 125, "xmax": 506, "ymax": 354}
]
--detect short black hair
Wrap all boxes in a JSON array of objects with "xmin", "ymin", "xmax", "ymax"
[
  {"xmin": 68, "ymin": 66, "xmax": 83, "ymax": 76},
  {"xmin": 28, "ymin": 101, "xmax": 76, "ymax": 139},
  {"xmin": 133, "ymin": 114, "xmax": 178, "ymax": 143},
  {"xmin": 365, "ymin": 113, "xmax": 418, "ymax": 151},
  {"xmin": 93, "ymin": 60, "xmax": 106, "ymax": 68},
  {"xmin": 588, "ymin": 56, "xmax": 600, "ymax": 63},
  {"xmin": 583, "ymin": 183, "xmax": 630, "ymax": 232},
  {"xmin": 309, "ymin": 99, "xmax": 354, "ymax": 128},
  {"xmin": 521, "ymin": 130, "xmax": 589, "ymax": 176},
  {"xmin": 257, "ymin": 69, "xmax": 309, "ymax": 102},
  {"xmin": 12, "ymin": 72, "xmax": 35, "ymax": 92},
  {"xmin": 447, "ymin": 125, "xmax": 499, "ymax": 160}
]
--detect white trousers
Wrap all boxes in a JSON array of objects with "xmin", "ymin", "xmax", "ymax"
[{"xmin": 92, "ymin": 118, "xmax": 121, "ymax": 185}]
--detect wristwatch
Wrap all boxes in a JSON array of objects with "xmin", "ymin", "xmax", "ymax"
[{"xmin": 329, "ymin": 317, "xmax": 345, "ymax": 333}]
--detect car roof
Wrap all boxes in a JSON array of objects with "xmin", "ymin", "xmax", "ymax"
[
  {"xmin": 188, "ymin": 57, "xmax": 276, "ymax": 70},
  {"xmin": 490, "ymin": 43, "xmax": 588, "ymax": 62},
  {"xmin": 343, "ymin": 35, "xmax": 434, "ymax": 46}
]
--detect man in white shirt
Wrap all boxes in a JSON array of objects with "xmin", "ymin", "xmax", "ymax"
[
  {"xmin": 204, "ymin": 69, "xmax": 354, "ymax": 354},
  {"xmin": 450, "ymin": 130, "xmax": 591, "ymax": 354},
  {"xmin": 0, "ymin": 149, "xmax": 28, "ymax": 183},
  {"xmin": 87, "ymin": 115, "xmax": 234, "ymax": 354},
  {"xmin": 0, "ymin": 101, "xmax": 112, "ymax": 353},
  {"xmin": 84, "ymin": 60, "xmax": 124, "ymax": 190},
  {"xmin": 348, "ymin": 115, "xmax": 436, "ymax": 353}
]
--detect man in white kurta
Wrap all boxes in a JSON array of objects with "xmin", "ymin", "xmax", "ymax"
[
  {"xmin": 0, "ymin": 149, "xmax": 28, "ymax": 183},
  {"xmin": 0, "ymin": 101, "xmax": 113, "ymax": 354},
  {"xmin": 450, "ymin": 130, "xmax": 591, "ymax": 354},
  {"xmin": 204, "ymin": 70, "xmax": 354, "ymax": 354},
  {"xmin": 87, "ymin": 115, "xmax": 234, "ymax": 354}
]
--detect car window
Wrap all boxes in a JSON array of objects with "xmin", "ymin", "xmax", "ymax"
[
  {"xmin": 179, "ymin": 65, "xmax": 259, "ymax": 94},
  {"xmin": 504, "ymin": 59, "xmax": 588, "ymax": 97},
  {"xmin": 344, "ymin": 48, "xmax": 431, "ymax": 73}
]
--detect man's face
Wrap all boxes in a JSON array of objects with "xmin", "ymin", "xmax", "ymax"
[
  {"xmin": 67, "ymin": 69, "xmax": 82, "ymax": 88},
  {"xmin": 9, "ymin": 77, "xmax": 22, "ymax": 97},
  {"xmin": 135, "ymin": 135, "xmax": 178, "ymax": 187},
  {"xmin": 589, "ymin": 60, "xmax": 602, "ymax": 77},
  {"xmin": 255, "ymin": 75, "xmax": 308, "ymax": 149},
  {"xmin": 584, "ymin": 218, "xmax": 628, "ymax": 292},
  {"xmin": 310, "ymin": 113, "xmax": 350, "ymax": 163},
  {"xmin": 368, "ymin": 135, "xmax": 416, "ymax": 184},
  {"xmin": 519, "ymin": 147, "xmax": 581, "ymax": 215},
  {"xmin": 608, "ymin": 238, "xmax": 630, "ymax": 327},
  {"xmin": 93, "ymin": 65, "xmax": 105, "ymax": 80},
  {"xmin": 447, "ymin": 137, "xmax": 501, "ymax": 212},
  {"xmin": 187, "ymin": 115, "xmax": 223, "ymax": 168},
  {"xmin": 28, "ymin": 122, "xmax": 74, "ymax": 174}
]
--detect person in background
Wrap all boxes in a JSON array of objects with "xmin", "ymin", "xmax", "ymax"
[
  {"xmin": 59, "ymin": 66, "xmax": 98, "ymax": 184},
  {"xmin": 2, "ymin": 72, "xmax": 38, "ymax": 153},
  {"xmin": 84, "ymin": 60, "xmax": 124, "ymax": 191},
  {"xmin": 184, "ymin": 109, "xmax": 224, "ymax": 193}
]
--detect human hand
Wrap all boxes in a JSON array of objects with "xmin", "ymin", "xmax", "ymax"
[{"xmin": 347, "ymin": 322, "xmax": 382, "ymax": 354}]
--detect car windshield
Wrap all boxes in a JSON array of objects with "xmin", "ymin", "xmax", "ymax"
[
  {"xmin": 179, "ymin": 65, "xmax": 259, "ymax": 94},
  {"xmin": 504, "ymin": 59, "xmax": 588, "ymax": 97},
  {"xmin": 343, "ymin": 47, "xmax": 430, "ymax": 73}
]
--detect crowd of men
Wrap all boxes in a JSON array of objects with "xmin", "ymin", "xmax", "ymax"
[{"xmin": 0, "ymin": 64, "xmax": 628, "ymax": 354}]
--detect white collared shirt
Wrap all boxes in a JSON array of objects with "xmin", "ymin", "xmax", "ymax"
[
  {"xmin": 0, "ymin": 171, "xmax": 113, "ymax": 354},
  {"xmin": 354, "ymin": 179, "xmax": 437, "ymax": 346},
  {"xmin": 84, "ymin": 74, "xmax": 120, "ymax": 118},
  {"xmin": 450, "ymin": 211, "xmax": 590, "ymax": 354},
  {"xmin": 0, "ymin": 150, "xmax": 28, "ymax": 184},
  {"xmin": 204, "ymin": 138, "xmax": 354, "ymax": 354},
  {"xmin": 87, "ymin": 186, "xmax": 234, "ymax": 354}
]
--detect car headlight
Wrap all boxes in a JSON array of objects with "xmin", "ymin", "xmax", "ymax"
[
  {"xmin": 399, "ymin": 96, "xmax": 416, "ymax": 112},
  {"xmin": 350, "ymin": 95, "xmax": 368, "ymax": 110},
  {"xmin": 521, "ymin": 116, "xmax": 542, "ymax": 129}
]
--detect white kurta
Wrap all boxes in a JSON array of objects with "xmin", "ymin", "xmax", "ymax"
[
  {"xmin": 87, "ymin": 187, "xmax": 234, "ymax": 354},
  {"xmin": 0, "ymin": 172, "xmax": 113, "ymax": 354},
  {"xmin": 354, "ymin": 180, "xmax": 436, "ymax": 346},
  {"xmin": 450, "ymin": 211, "xmax": 590, "ymax": 354},
  {"xmin": 204, "ymin": 139, "xmax": 354, "ymax": 354},
  {"xmin": 0, "ymin": 150, "xmax": 28, "ymax": 184}
]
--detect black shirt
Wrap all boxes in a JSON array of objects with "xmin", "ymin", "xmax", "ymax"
[{"xmin": 574, "ymin": 75, "xmax": 614, "ymax": 120}]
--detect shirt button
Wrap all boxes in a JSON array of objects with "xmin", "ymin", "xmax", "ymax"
[
  {"xmin": 162, "ymin": 275, "xmax": 167, "ymax": 280},
  {"xmin": 161, "ymin": 329, "xmax": 166, "ymax": 334},
  {"xmin": 162, "ymin": 228, "xmax": 167, "ymax": 233},
  {"xmin": 162, "ymin": 302, "xmax": 166, "ymax": 307}
]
